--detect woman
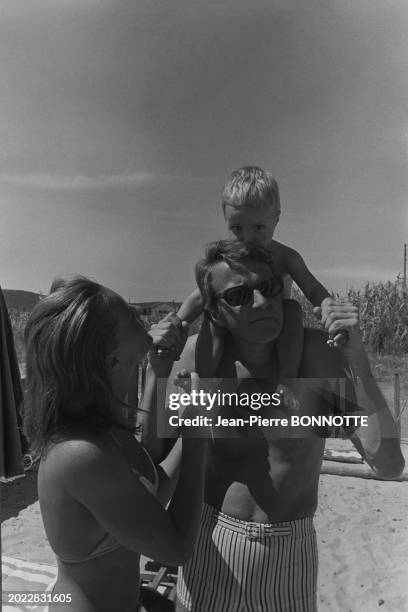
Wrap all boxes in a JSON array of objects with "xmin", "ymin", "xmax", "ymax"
[{"xmin": 23, "ymin": 276, "xmax": 207, "ymax": 611}]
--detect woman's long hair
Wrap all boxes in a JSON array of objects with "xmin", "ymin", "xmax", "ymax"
[{"xmin": 23, "ymin": 276, "xmax": 129, "ymax": 457}]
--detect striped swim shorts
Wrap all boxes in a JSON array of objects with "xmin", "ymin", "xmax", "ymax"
[{"xmin": 177, "ymin": 504, "xmax": 318, "ymax": 612}]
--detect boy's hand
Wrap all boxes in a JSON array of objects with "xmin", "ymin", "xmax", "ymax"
[
  {"xmin": 314, "ymin": 298, "xmax": 353, "ymax": 348},
  {"xmin": 148, "ymin": 313, "xmax": 188, "ymax": 368},
  {"xmin": 314, "ymin": 298, "xmax": 364, "ymax": 364}
]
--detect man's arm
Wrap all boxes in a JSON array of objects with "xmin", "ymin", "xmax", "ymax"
[{"xmin": 319, "ymin": 299, "xmax": 405, "ymax": 479}]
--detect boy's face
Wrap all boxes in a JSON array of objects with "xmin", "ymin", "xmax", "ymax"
[{"xmin": 223, "ymin": 202, "xmax": 280, "ymax": 248}]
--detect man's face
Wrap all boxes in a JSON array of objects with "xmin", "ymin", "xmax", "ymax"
[
  {"xmin": 223, "ymin": 202, "xmax": 280, "ymax": 248},
  {"xmin": 209, "ymin": 260, "xmax": 283, "ymax": 343}
]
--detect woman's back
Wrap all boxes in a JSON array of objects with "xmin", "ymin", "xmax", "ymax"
[{"xmin": 38, "ymin": 427, "xmax": 157, "ymax": 611}]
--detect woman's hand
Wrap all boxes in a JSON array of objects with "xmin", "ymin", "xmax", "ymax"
[{"xmin": 173, "ymin": 370, "xmax": 213, "ymax": 439}]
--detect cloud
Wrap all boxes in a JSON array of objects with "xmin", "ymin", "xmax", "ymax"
[{"xmin": 0, "ymin": 171, "xmax": 199, "ymax": 192}]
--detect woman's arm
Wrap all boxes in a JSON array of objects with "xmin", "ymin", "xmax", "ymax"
[
  {"xmin": 152, "ymin": 366, "xmax": 210, "ymax": 507},
  {"xmin": 63, "ymin": 427, "xmax": 207, "ymax": 566},
  {"xmin": 140, "ymin": 316, "xmax": 188, "ymax": 463},
  {"xmin": 156, "ymin": 437, "xmax": 182, "ymax": 506},
  {"xmin": 155, "ymin": 367, "xmax": 210, "ymax": 506},
  {"xmin": 140, "ymin": 360, "xmax": 175, "ymax": 464}
]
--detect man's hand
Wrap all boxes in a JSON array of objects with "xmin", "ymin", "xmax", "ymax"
[
  {"xmin": 276, "ymin": 383, "xmax": 301, "ymax": 413},
  {"xmin": 313, "ymin": 298, "xmax": 364, "ymax": 366}
]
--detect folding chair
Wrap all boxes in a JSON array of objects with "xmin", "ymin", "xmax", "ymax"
[{"xmin": 140, "ymin": 560, "xmax": 178, "ymax": 611}]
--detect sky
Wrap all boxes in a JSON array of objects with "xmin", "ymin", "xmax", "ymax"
[{"xmin": 1, "ymin": 0, "xmax": 408, "ymax": 301}]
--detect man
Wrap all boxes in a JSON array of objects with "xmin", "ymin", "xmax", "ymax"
[{"xmin": 146, "ymin": 239, "xmax": 404, "ymax": 612}]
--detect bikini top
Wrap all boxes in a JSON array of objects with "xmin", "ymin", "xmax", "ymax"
[
  {"xmin": 58, "ymin": 431, "xmax": 159, "ymax": 563},
  {"xmin": 108, "ymin": 430, "xmax": 159, "ymax": 496}
]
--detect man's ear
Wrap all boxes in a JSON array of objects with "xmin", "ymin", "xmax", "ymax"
[
  {"xmin": 276, "ymin": 210, "xmax": 281, "ymax": 224},
  {"xmin": 206, "ymin": 307, "xmax": 225, "ymax": 328}
]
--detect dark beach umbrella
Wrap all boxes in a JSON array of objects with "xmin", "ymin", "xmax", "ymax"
[{"xmin": 0, "ymin": 286, "xmax": 24, "ymax": 480}]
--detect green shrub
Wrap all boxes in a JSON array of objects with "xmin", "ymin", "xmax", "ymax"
[{"xmin": 292, "ymin": 280, "xmax": 408, "ymax": 355}]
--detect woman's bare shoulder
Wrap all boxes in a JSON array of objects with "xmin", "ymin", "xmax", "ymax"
[{"xmin": 40, "ymin": 431, "xmax": 114, "ymax": 483}]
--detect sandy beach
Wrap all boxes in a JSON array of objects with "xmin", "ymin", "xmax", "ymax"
[
  {"xmin": 315, "ymin": 473, "xmax": 408, "ymax": 611},
  {"xmin": 2, "ymin": 446, "xmax": 408, "ymax": 612}
]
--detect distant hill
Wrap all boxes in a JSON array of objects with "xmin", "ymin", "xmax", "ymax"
[
  {"xmin": 2, "ymin": 289, "xmax": 42, "ymax": 310},
  {"xmin": 131, "ymin": 301, "xmax": 181, "ymax": 310},
  {"xmin": 2, "ymin": 292, "xmax": 181, "ymax": 312}
]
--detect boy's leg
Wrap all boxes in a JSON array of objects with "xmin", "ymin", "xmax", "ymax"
[
  {"xmin": 194, "ymin": 314, "xmax": 226, "ymax": 378},
  {"xmin": 282, "ymin": 274, "xmax": 293, "ymax": 299},
  {"xmin": 276, "ymin": 299, "xmax": 304, "ymax": 410}
]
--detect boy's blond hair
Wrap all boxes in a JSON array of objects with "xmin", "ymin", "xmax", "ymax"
[{"xmin": 222, "ymin": 166, "xmax": 280, "ymax": 212}]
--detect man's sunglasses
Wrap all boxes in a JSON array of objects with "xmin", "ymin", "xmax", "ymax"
[{"xmin": 216, "ymin": 276, "xmax": 284, "ymax": 307}]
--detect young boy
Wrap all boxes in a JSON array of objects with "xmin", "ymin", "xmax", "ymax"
[{"xmin": 168, "ymin": 166, "xmax": 340, "ymax": 400}]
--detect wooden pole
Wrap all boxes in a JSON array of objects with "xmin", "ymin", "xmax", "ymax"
[
  {"xmin": 321, "ymin": 461, "xmax": 407, "ymax": 481},
  {"xmin": 394, "ymin": 372, "xmax": 401, "ymax": 437}
]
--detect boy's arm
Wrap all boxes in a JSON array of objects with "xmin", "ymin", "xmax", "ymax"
[
  {"xmin": 177, "ymin": 287, "xmax": 204, "ymax": 323},
  {"xmin": 284, "ymin": 246, "xmax": 331, "ymax": 307},
  {"xmin": 321, "ymin": 299, "xmax": 405, "ymax": 479}
]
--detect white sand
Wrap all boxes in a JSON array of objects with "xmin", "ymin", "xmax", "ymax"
[{"xmin": 2, "ymin": 461, "xmax": 408, "ymax": 611}]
